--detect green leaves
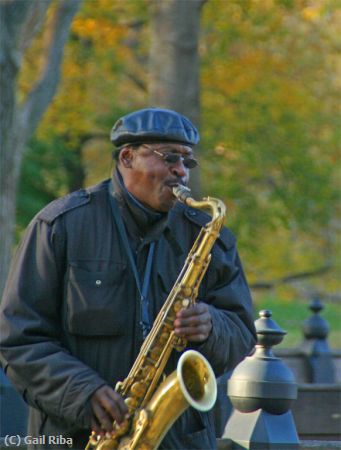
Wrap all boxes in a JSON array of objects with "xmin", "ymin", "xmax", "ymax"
[{"xmin": 17, "ymin": 0, "xmax": 340, "ymax": 298}]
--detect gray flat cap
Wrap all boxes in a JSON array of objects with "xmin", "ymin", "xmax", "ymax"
[{"xmin": 110, "ymin": 107, "xmax": 199, "ymax": 147}]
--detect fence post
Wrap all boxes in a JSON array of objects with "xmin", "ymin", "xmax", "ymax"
[
  {"xmin": 300, "ymin": 297, "xmax": 335, "ymax": 383},
  {"xmin": 222, "ymin": 310, "xmax": 299, "ymax": 449}
]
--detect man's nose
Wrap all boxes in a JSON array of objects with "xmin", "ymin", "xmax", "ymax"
[{"xmin": 170, "ymin": 158, "xmax": 188, "ymax": 179}]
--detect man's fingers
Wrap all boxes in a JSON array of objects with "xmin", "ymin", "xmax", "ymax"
[
  {"xmin": 174, "ymin": 304, "xmax": 211, "ymax": 328},
  {"xmin": 92, "ymin": 400, "xmax": 114, "ymax": 432},
  {"xmin": 174, "ymin": 311, "xmax": 210, "ymax": 328},
  {"xmin": 90, "ymin": 385, "xmax": 128, "ymax": 433},
  {"xmin": 174, "ymin": 303, "xmax": 212, "ymax": 342},
  {"xmin": 174, "ymin": 324, "xmax": 211, "ymax": 341},
  {"xmin": 102, "ymin": 389, "xmax": 128, "ymax": 421},
  {"xmin": 91, "ymin": 415, "xmax": 104, "ymax": 435},
  {"xmin": 176, "ymin": 303, "xmax": 208, "ymax": 318}
]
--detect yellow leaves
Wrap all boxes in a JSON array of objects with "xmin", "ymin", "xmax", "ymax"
[
  {"xmin": 36, "ymin": 1, "xmax": 148, "ymax": 141},
  {"xmin": 72, "ymin": 17, "xmax": 97, "ymax": 36},
  {"xmin": 62, "ymin": 59, "xmax": 79, "ymax": 78},
  {"xmin": 79, "ymin": 17, "xmax": 98, "ymax": 32},
  {"xmin": 202, "ymin": 50, "xmax": 263, "ymax": 98},
  {"xmin": 302, "ymin": 4, "xmax": 324, "ymax": 22},
  {"xmin": 83, "ymin": 139, "xmax": 113, "ymax": 186},
  {"xmin": 213, "ymin": 144, "xmax": 240, "ymax": 163},
  {"xmin": 72, "ymin": 17, "xmax": 128, "ymax": 46},
  {"xmin": 19, "ymin": 0, "xmax": 338, "ymax": 304},
  {"xmin": 246, "ymin": 227, "xmax": 321, "ymax": 282},
  {"xmin": 274, "ymin": 80, "xmax": 312, "ymax": 115},
  {"xmin": 213, "ymin": 144, "xmax": 226, "ymax": 156}
]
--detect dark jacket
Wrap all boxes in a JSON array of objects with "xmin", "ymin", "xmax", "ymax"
[{"xmin": 0, "ymin": 179, "xmax": 256, "ymax": 450}]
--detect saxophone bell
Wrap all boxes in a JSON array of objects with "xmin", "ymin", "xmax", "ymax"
[
  {"xmin": 122, "ymin": 350, "xmax": 217, "ymax": 450},
  {"xmin": 176, "ymin": 349, "xmax": 217, "ymax": 412}
]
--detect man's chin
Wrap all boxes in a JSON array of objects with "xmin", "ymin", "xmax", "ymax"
[{"xmin": 158, "ymin": 195, "xmax": 176, "ymax": 213}]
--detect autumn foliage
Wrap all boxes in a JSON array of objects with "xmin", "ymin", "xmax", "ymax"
[{"xmin": 17, "ymin": 0, "xmax": 340, "ymax": 301}]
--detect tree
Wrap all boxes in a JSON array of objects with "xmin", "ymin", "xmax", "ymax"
[
  {"xmin": 11, "ymin": 0, "xmax": 340, "ymax": 300},
  {"xmin": 199, "ymin": 0, "xmax": 340, "ymax": 295},
  {"xmin": 0, "ymin": 0, "xmax": 81, "ymax": 297},
  {"xmin": 16, "ymin": 0, "xmax": 151, "ymax": 242},
  {"xmin": 148, "ymin": 0, "xmax": 206, "ymax": 196}
]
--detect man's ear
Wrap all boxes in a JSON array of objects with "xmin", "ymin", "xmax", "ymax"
[{"xmin": 119, "ymin": 147, "xmax": 133, "ymax": 168}]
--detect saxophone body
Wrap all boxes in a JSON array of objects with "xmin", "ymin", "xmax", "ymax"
[{"xmin": 85, "ymin": 186, "xmax": 226, "ymax": 450}]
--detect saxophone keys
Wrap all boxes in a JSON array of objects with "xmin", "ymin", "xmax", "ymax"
[
  {"xmin": 174, "ymin": 300, "xmax": 184, "ymax": 313},
  {"xmin": 130, "ymin": 381, "xmax": 146, "ymax": 397},
  {"xmin": 138, "ymin": 365, "xmax": 156, "ymax": 379},
  {"xmin": 149, "ymin": 347, "xmax": 162, "ymax": 360},
  {"xmin": 125, "ymin": 396, "xmax": 138, "ymax": 410},
  {"xmin": 181, "ymin": 286, "xmax": 192, "ymax": 297},
  {"xmin": 115, "ymin": 381, "xmax": 124, "ymax": 393},
  {"xmin": 173, "ymin": 336, "xmax": 186, "ymax": 352},
  {"xmin": 174, "ymin": 297, "xmax": 191, "ymax": 312},
  {"xmin": 114, "ymin": 417, "xmax": 130, "ymax": 434},
  {"xmin": 182, "ymin": 298, "xmax": 190, "ymax": 308},
  {"xmin": 174, "ymin": 343, "xmax": 186, "ymax": 352},
  {"xmin": 87, "ymin": 431, "xmax": 99, "ymax": 446},
  {"xmin": 159, "ymin": 331, "xmax": 169, "ymax": 344}
]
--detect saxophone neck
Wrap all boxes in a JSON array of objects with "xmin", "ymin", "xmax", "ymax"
[{"xmin": 173, "ymin": 185, "xmax": 226, "ymax": 225}]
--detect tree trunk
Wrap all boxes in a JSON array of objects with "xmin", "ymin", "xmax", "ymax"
[
  {"xmin": 148, "ymin": 0, "xmax": 205, "ymax": 197},
  {"xmin": 0, "ymin": 0, "xmax": 81, "ymax": 298}
]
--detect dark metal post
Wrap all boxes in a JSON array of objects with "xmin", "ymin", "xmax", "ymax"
[
  {"xmin": 223, "ymin": 310, "xmax": 299, "ymax": 449},
  {"xmin": 300, "ymin": 297, "xmax": 335, "ymax": 383}
]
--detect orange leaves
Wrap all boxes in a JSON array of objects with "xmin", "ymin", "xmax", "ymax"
[
  {"xmin": 203, "ymin": 49, "xmax": 270, "ymax": 98},
  {"xmin": 301, "ymin": 4, "xmax": 324, "ymax": 22},
  {"xmin": 72, "ymin": 17, "xmax": 128, "ymax": 47},
  {"xmin": 72, "ymin": 17, "xmax": 97, "ymax": 37},
  {"xmin": 36, "ymin": 1, "xmax": 148, "ymax": 141}
]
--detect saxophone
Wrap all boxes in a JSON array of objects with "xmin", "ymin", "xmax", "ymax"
[{"xmin": 85, "ymin": 185, "xmax": 226, "ymax": 450}]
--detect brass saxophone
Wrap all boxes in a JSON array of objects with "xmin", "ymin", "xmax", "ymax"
[{"xmin": 85, "ymin": 185, "xmax": 226, "ymax": 450}]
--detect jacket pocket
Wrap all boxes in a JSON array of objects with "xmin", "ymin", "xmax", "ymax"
[
  {"xmin": 181, "ymin": 427, "xmax": 215, "ymax": 450},
  {"xmin": 157, "ymin": 268, "xmax": 178, "ymax": 297},
  {"xmin": 181, "ymin": 409, "xmax": 216, "ymax": 450},
  {"xmin": 160, "ymin": 407, "xmax": 216, "ymax": 450},
  {"xmin": 66, "ymin": 264, "xmax": 128, "ymax": 336}
]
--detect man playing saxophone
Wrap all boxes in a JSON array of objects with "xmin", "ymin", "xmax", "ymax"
[{"xmin": 0, "ymin": 108, "xmax": 256, "ymax": 449}]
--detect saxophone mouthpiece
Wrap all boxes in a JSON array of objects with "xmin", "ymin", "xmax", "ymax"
[{"xmin": 173, "ymin": 185, "xmax": 192, "ymax": 203}]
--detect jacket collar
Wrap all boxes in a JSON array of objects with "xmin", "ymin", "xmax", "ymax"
[
  {"xmin": 111, "ymin": 169, "xmax": 185, "ymax": 255},
  {"xmin": 111, "ymin": 168, "xmax": 168, "ymax": 243}
]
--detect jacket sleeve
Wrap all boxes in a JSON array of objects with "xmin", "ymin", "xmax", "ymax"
[
  {"xmin": 0, "ymin": 218, "xmax": 106, "ymax": 428},
  {"xmin": 193, "ymin": 240, "xmax": 257, "ymax": 376}
]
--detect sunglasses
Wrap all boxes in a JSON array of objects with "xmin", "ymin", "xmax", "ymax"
[{"xmin": 141, "ymin": 145, "xmax": 198, "ymax": 169}]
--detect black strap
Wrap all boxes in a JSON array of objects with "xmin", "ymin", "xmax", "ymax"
[{"xmin": 108, "ymin": 185, "xmax": 155, "ymax": 338}]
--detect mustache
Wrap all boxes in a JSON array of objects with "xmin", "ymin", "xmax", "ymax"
[{"xmin": 164, "ymin": 177, "xmax": 187, "ymax": 187}]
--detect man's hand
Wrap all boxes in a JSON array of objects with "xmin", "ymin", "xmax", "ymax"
[
  {"xmin": 174, "ymin": 303, "xmax": 212, "ymax": 342},
  {"xmin": 90, "ymin": 385, "xmax": 128, "ymax": 435}
]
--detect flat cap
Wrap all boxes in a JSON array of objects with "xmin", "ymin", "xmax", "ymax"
[{"xmin": 110, "ymin": 107, "xmax": 199, "ymax": 147}]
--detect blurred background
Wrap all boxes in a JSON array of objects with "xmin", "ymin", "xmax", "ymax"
[{"xmin": 1, "ymin": 0, "xmax": 340, "ymax": 348}]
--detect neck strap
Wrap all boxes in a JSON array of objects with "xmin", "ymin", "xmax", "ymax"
[{"xmin": 108, "ymin": 183, "xmax": 155, "ymax": 338}]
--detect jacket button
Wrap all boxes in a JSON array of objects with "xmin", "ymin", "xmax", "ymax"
[
  {"xmin": 189, "ymin": 210, "xmax": 196, "ymax": 216},
  {"xmin": 95, "ymin": 280, "xmax": 102, "ymax": 286}
]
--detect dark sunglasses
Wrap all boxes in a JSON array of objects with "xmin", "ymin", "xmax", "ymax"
[{"xmin": 143, "ymin": 146, "xmax": 198, "ymax": 169}]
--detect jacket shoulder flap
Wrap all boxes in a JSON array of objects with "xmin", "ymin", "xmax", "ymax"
[
  {"xmin": 174, "ymin": 202, "xmax": 236, "ymax": 251},
  {"xmin": 37, "ymin": 189, "xmax": 90, "ymax": 225}
]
